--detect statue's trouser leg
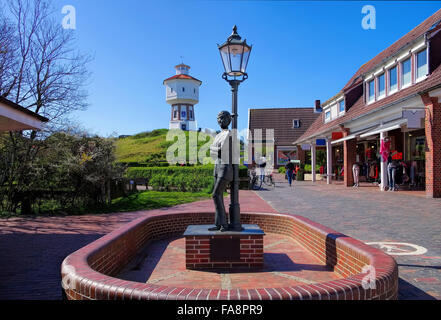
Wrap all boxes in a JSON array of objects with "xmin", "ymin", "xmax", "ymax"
[{"xmin": 212, "ymin": 177, "xmax": 229, "ymax": 228}]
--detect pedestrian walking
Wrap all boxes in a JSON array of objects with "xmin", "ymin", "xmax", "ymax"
[{"xmin": 285, "ymin": 160, "xmax": 295, "ymax": 187}]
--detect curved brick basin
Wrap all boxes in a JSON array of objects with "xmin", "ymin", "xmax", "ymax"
[{"xmin": 61, "ymin": 212, "xmax": 398, "ymax": 300}]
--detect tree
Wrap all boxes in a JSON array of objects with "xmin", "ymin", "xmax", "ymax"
[{"xmin": 0, "ymin": 0, "xmax": 92, "ymax": 214}]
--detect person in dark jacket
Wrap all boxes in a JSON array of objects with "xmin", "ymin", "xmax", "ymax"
[{"xmin": 285, "ymin": 160, "xmax": 295, "ymax": 187}]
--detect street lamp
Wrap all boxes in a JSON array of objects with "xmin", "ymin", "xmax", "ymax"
[{"xmin": 218, "ymin": 25, "xmax": 252, "ymax": 231}]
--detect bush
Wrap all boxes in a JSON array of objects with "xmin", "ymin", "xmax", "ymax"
[
  {"xmin": 278, "ymin": 167, "xmax": 286, "ymax": 174},
  {"xmin": 126, "ymin": 165, "xmax": 247, "ymax": 192},
  {"xmin": 304, "ymin": 164, "xmax": 321, "ymax": 173}
]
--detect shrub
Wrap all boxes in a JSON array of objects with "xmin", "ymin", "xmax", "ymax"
[
  {"xmin": 304, "ymin": 164, "xmax": 321, "ymax": 173},
  {"xmin": 126, "ymin": 165, "xmax": 247, "ymax": 192}
]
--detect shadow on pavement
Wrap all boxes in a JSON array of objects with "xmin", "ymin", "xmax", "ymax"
[{"xmin": 398, "ymin": 277, "xmax": 438, "ymax": 300}]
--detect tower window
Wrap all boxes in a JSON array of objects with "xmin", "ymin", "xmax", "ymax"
[{"xmin": 182, "ymin": 87, "xmax": 185, "ymax": 92}]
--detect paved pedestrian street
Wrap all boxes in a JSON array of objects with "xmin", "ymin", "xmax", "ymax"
[
  {"xmin": 256, "ymin": 176, "xmax": 441, "ymax": 300},
  {"xmin": 0, "ymin": 183, "xmax": 440, "ymax": 300}
]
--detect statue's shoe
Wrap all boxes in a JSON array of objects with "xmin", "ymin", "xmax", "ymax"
[{"xmin": 208, "ymin": 226, "xmax": 221, "ymax": 231}]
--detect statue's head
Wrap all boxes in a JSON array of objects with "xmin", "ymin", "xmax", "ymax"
[{"xmin": 217, "ymin": 111, "xmax": 231, "ymax": 129}]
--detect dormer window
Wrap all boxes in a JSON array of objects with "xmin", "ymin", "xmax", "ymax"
[
  {"xmin": 401, "ymin": 57, "xmax": 411, "ymax": 87},
  {"xmin": 325, "ymin": 111, "xmax": 331, "ymax": 122},
  {"xmin": 368, "ymin": 79, "xmax": 375, "ymax": 102},
  {"xmin": 378, "ymin": 73, "xmax": 385, "ymax": 97},
  {"xmin": 416, "ymin": 49, "xmax": 428, "ymax": 80},
  {"xmin": 293, "ymin": 119, "xmax": 300, "ymax": 128},
  {"xmin": 338, "ymin": 100, "xmax": 345, "ymax": 113},
  {"xmin": 389, "ymin": 66, "xmax": 398, "ymax": 92}
]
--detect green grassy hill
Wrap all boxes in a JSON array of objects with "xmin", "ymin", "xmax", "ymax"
[{"xmin": 115, "ymin": 129, "xmax": 214, "ymax": 165}]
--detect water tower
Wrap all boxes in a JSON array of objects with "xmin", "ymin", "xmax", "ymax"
[{"xmin": 163, "ymin": 64, "xmax": 202, "ymax": 131}]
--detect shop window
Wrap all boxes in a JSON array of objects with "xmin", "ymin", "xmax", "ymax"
[
  {"xmin": 378, "ymin": 73, "xmax": 385, "ymax": 97},
  {"xmin": 389, "ymin": 66, "xmax": 398, "ymax": 93},
  {"xmin": 416, "ymin": 49, "xmax": 428, "ymax": 80},
  {"xmin": 401, "ymin": 57, "xmax": 411, "ymax": 87}
]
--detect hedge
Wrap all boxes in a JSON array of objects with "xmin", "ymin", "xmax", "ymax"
[{"xmin": 126, "ymin": 165, "xmax": 248, "ymax": 192}]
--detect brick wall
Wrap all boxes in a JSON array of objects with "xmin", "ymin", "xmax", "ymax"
[
  {"xmin": 421, "ymin": 93, "xmax": 441, "ymax": 198},
  {"xmin": 61, "ymin": 212, "xmax": 398, "ymax": 300}
]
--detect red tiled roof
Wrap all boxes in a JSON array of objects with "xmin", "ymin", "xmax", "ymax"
[
  {"xmin": 249, "ymin": 108, "xmax": 320, "ymax": 145},
  {"xmin": 343, "ymin": 8, "xmax": 441, "ymax": 92},
  {"xmin": 163, "ymin": 74, "xmax": 202, "ymax": 84},
  {"xmin": 295, "ymin": 9, "xmax": 441, "ymax": 144},
  {"xmin": 295, "ymin": 63, "xmax": 441, "ymax": 144}
]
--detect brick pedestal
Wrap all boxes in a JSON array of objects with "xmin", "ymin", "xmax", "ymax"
[{"xmin": 184, "ymin": 224, "xmax": 265, "ymax": 270}]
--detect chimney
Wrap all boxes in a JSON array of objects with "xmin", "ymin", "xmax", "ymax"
[{"xmin": 314, "ymin": 100, "xmax": 322, "ymax": 113}]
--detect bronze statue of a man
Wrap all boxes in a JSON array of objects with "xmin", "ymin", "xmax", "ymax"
[{"xmin": 209, "ymin": 111, "xmax": 233, "ymax": 232}]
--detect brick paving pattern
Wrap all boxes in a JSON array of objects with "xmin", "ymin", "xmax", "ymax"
[
  {"xmin": 1, "ymin": 180, "xmax": 439, "ymax": 300},
  {"xmin": 118, "ymin": 234, "xmax": 340, "ymax": 289},
  {"xmin": 0, "ymin": 191, "xmax": 275, "ymax": 300},
  {"xmin": 258, "ymin": 174, "xmax": 441, "ymax": 300}
]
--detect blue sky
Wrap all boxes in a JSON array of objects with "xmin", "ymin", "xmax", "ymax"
[{"xmin": 52, "ymin": 0, "xmax": 441, "ymax": 136}]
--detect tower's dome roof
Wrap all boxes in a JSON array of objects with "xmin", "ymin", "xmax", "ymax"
[{"xmin": 163, "ymin": 74, "xmax": 202, "ymax": 84}]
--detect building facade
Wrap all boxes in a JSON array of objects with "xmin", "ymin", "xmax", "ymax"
[
  {"xmin": 248, "ymin": 107, "xmax": 320, "ymax": 169},
  {"xmin": 163, "ymin": 64, "xmax": 202, "ymax": 131},
  {"xmin": 295, "ymin": 9, "xmax": 441, "ymax": 198}
]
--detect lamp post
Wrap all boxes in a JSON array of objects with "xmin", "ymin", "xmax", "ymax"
[{"xmin": 218, "ymin": 25, "xmax": 252, "ymax": 231}]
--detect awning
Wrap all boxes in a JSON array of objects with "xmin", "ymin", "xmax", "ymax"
[
  {"xmin": 0, "ymin": 96, "xmax": 48, "ymax": 131},
  {"xmin": 359, "ymin": 118, "xmax": 407, "ymax": 138},
  {"xmin": 331, "ymin": 127, "xmax": 374, "ymax": 145}
]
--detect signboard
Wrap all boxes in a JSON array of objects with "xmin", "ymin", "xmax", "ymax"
[
  {"xmin": 332, "ymin": 132, "xmax": 344, "ymax": 140},
  {"xmin": 277, "ymin": 147, "xmax": 297, "ymax": 165},
  {"xmin": 301, "ymin": 144, "xmax": 310, "ymax": 151},
  {"xmin": 316, "ymin": 139, "xmax": 326, "ymax": 146}
]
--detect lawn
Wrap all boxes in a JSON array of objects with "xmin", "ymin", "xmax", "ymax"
[
  {"xmin": 0, "ymin": 191, "xmax": 211, "ymax": 217},
  {"xmin": 105, "ymin": 191, "xmax": 211, "ymax": 213}
]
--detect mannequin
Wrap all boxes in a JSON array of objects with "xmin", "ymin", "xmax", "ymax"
[{"xmin": 352, "ymin": 163, "xmax": 360, "ymax": 187}]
